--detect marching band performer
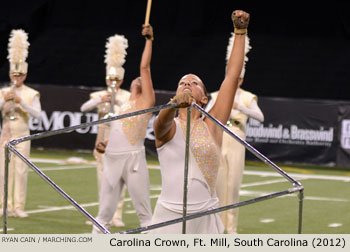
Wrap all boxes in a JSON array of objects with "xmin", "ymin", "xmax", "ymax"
[
  {"xmin": 80, "ymin": 34, "xmax": 131, "ymax": 227},
  {"xmin": 0, "ymin": 29, "xmax": 42, "ymax": 218},
  {"xmin": 92, "ymin": 23, "xmax": 155, "ymax": 233}
]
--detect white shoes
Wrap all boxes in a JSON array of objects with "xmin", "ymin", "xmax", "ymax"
[
  {"xmin": 0, "ymin": 208, "xmax": 16, "ymax": 217},
  {"xmin": 86, "ymin": 219, "xmax": 125, "ymax": 228},
  {"xmin": 111, "ymin": 218, "xmax": 125, "ymax": 227},
  {"xmin": 14, "ymin": 209, "xmax": 28, "ymax": 218}
]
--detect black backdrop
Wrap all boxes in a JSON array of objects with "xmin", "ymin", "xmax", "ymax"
[{"xmin": 1, "ymin": 1, "xmax": 350, "ymax": 100}]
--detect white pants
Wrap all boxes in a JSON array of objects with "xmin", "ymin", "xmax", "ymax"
[
  {"xmin": 94, "ymin": 150, "xmax": 126, "ymax": 223},
  {"xmin": 92, "ymin": 148, "xmax": 152, "ymax": 233},
  {"xmin": 0, "ymin": 138, "xmax": 30, "ymax": 212},
  {"xmin": 216, "ymin": 125, "xmax": 245, "ymax": 234}
]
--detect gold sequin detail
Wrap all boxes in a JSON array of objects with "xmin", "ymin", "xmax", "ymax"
[
  {"xmin": 179, "ymin": 118, "xmax": 221, "ymax": 195},
  {"xmin": 120, "ymin": 100, "xmax": 151, "ymax": 146}
]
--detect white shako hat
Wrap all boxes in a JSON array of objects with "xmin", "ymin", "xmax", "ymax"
[
  {"xmin": 104, "ymin": 34, "xmax": 128, "ymax": 80},
  {"xmin": 7, "ymin": 29, "xmax": 30, "ymax": 75}
]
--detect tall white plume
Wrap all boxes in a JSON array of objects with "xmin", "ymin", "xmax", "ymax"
[
  {"xmin": 225, "ymin": 33, "xmax": 251, "ymax": 78},
  {"xmin": 104, "ymin": 34, "xmax": 128, "ymax": 68},
  {"xmin": 7, "ymin": 29, "xmax": 30, "ymax": 63}
]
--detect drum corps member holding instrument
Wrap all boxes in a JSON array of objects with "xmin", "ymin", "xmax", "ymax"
[
  {"xmin": 0, "ymin": 29, "xmax": 42, "ymax": 218},
  {"xmin": 80, "ymin": 34, "xmax": 131, "ymax": 228}
]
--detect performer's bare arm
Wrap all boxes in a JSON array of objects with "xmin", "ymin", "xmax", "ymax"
[
  {"xmin": 138, "ymin": 24, "xmax": 155, "ymax": 109},
  {"xmin": 154, "ymin": 93, "xmax": 193, "ymax": 148},
  {"xmin": 206, "ymin": 10, "xmax": 250, "ymax": 140},
  {"xmin": 154, "ymin": 10, "xmax": 250, "ymax": 148}
]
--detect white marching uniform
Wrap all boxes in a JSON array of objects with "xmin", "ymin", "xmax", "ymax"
[
  {"xmin": 81, "ymin": 88, "xmax": 130, "ymax": 224},
  {"xmin": 150, "ymin": 118, "xmax": 224, "ymax": 234},
  {"xmin": 208, "ymin": 88, "xmax": 264, "ymax": 234},
  {"xmin": 0, "ymin": 85, "xmax": 41, "ymax": 213},
  {"xmin": 92, "ymin": 100, "xmax": 152, "ymax": 233}
]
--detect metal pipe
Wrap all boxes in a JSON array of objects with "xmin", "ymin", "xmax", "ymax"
[
  {"xmin": 9, "ymin": 80, "xmax": 18, "ymax": 121},
  {"xmin": 192, "ymin": 103, "xmax": 302, "ymax": 187},
  {"xmin": 9, "ymin": 103, "xmax": 179, "ymax": 146},
  {"xmin": 2, "ymin": 146, "xmax": 11, "ymax": 234},
  {"xmin": 118, "ymin": 186, "xmax": 302, "ymax": 234},
  {"xmin": 109, "ymin": 81, "xmax": 116, "ymax": 115},
  {"xmin": 3, "ymin": 101, "xmax": 304, "ymax": 235},
  {"xmin": 6, "ymin": 143, "xmax": 110, "ymax": 234},
  {"xmin": 298, "ymin": 188, "xmax": 304, "ymax": 234},
  {"xmin": 182, "ymin": 106, "xmax": 191, "ymax": 234},
  {"xmin": 3, "ymin": 103, "xmax": 178, "ymax": 233}
]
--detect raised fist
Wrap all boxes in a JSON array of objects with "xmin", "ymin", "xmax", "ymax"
[
  {"xmin": 232, "ymin": 10, "xmax": 250, "ymax": 29},
  {"xmin": 142, "ymin": 24, "xmax": 154, "ymax": 40}
]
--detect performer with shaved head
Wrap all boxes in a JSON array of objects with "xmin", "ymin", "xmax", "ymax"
[{"xmin": 151, "ymin": 10, "xmax": 250, "ymax": 234}]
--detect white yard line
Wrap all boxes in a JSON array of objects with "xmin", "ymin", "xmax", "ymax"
[
  {"xmin": 25, "ymin": 185, "xmax": 349, "ymax": 216},
  {"xmin": 147, "ymin": 164, "xmax": 160, "ymax": 170},
  {"xmin": 30, "ymin": 158, "xmax": 65, "ymax": 164},
  {"xmin": 28, "ymin": 165, "xmax": 95, "ymax": 172},
  {"xmin": 304, "ymin": 196, "xmax": 348, "ymax": 202},
  {"xmin": 124, "ymin": 210, "xmax": 136, "ymax": 214},
  {"xmin": 22, "ymin": 158, "xmax": 349, "ymax": 216},
  {"xmin": 244, "ymin": 170, "xmax": 350, "ymax": 182},
  {"xmin": 25, "ymin": 202, "xmax": 99, "ymax": 214},
  {"xmin": 29, "ymin": 158, "xmax": 350, "ymax": 182},
  {"xmin": 239, "ymin": 190, "xmax": 348, "ymax": 202},
  {"xmin": 0, "ymin": 228, "xmax": 14, "ymax": 232},
  {"xmin": 25, "ymin": 194, "xmax": 160, "ymax": 215},
  {"xmin": 30, "ymin": 158, "xmax": 97, "ymax": 165},
  {"xmin": 150, "ymin": 186, "xmax": 162, "ymax": 191},
  {"xmin": 240, "ymin": 178, "xmax": 305, "ymax": 188}
]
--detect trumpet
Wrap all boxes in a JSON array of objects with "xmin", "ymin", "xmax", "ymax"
[
  {"xmin": 103, "ymin": 67, "xmax": 119, "ymax": 119},
  {"xmin": 102, "ymin": 79, "xmax": 117, "ymax": 119},
  {"xmin": 109, "ymin": 79, "xmax": 116, "ymax": 115},
  {"xmin": 8, "ymin": 80, "xmax": 17, "ymax": 120}
]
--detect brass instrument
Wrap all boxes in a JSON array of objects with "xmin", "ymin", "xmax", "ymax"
[
  {"xmin": 8, "ymin": 80, "xmax": 17, "ymax": 121},
  {"xmin": 104, "ymin": 66, "xmax": 118, "ymax": 119}
]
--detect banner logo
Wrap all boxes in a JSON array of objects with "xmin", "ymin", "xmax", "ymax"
[
  {"xmin": 29, "ymin": 111, "xmax": 99, "ymax": 134},
  {"xmin": 341, "ymin": 120, "xmax": 350, "ymax": 149},
  {"xmin": 28, "ymin": 111, "xmax": 157, "ymax": 140},
  {"xmin": 246, "ymin": 118, "xmax": 334, "ymax": 147}
]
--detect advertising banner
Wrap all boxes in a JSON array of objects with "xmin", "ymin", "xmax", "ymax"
[
  {"xmin": 27, "ymin": 85, "xmax": 174, "ymax": 156},
  {"xmin": 2, "ymin": 84, "xmax": 348, "ymax": 168},
  {"xmin": 245, "ymin": 98, "xmax": 339, "ymax": 166},
  {"xmin": 336, "ymin": 104, "xmax": 350, "ymax": 167}
]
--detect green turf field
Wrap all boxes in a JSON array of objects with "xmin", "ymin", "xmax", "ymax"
[{"xmin": 1, "ymin": 148, "xmax": 349, "ymax": 234}]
